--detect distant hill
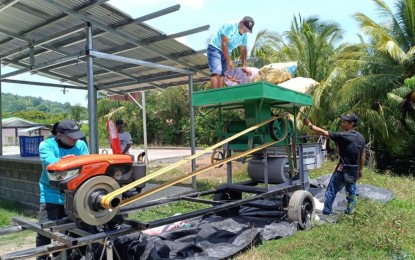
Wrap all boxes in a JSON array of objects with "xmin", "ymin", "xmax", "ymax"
[{"xmin": 1, "ymin": 92, "xmax": 72, "ymax": 114}]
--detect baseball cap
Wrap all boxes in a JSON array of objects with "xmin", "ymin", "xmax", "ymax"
[
  {"xmin": 56, "ymin": 120, "xmax": 85, "ymax": 139},
  {"xmin": 242, "ymin": 16, "xmax": 254, "ymax": 33},
  {"xmin": 339, "ymin": 112, "xmax": 358, "ymax": 123},
  {"xmin": 116, "ymin": 119, "xmax": 124, "ymax": 126}
]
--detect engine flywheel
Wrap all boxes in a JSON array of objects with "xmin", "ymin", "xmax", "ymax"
[{"xmin": 73, "ymin": 175, "xmax": 121, "ymax": 226}]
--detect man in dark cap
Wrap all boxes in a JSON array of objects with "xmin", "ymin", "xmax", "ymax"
[
  {"xmin": 116, "ymin": 119, "xmax": 133, "ymax": 154},
  {"xmin": 303, "ymin": 112, "xmax": 366, "ymax": 219},
  {"xmin": 208, "ymin": 16, "xmax": 255, "ymax": 88},
  {"xmin": 36, "ymin": 119, "xmax": 89, "ymax": 260}
]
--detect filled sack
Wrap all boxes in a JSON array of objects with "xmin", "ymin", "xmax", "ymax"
[
  {"xmin": 253, "ymin": 62, "xmax": 297, "ymax": 84},
  {"xmin": 278, "ymin": 77, "xmax": 319, "ymax": 93},
  {"xmin": 224, "ymin": 67, "xmax": 259, "ymax": 86}
]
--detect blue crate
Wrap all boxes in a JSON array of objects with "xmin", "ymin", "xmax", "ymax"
[{"xmin": 19, "ymin": 136, "xmax": 44, "ymax": 157}]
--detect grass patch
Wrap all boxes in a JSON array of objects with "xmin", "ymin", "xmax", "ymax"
[
  {"xmin": 236, "ymin": 198, "xmax": 414, "ymax": 259},
  {"xmin": 0, "ymin": 200, "xmax": 37, "ymax": 227},
  {"xmin": 234, "ymin": 161, "xmax": 415, "ymax": 259},
  {"xmin": 131, "ymin": 200, "xmax": 210, "ymax": 223},
  {"xmin": 0, "ymin": 200, "xmax": 38, "ymax": 255}
]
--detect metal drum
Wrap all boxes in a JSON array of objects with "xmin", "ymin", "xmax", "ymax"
[
  {"xmin": 248, "ymin": 156, "xmax": 309, "ymax": 188},
  {"xmin": 248, "ymin": 156, "xmax": 289, "ymax": 183}
]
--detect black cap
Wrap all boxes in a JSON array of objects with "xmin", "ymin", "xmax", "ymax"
[
  {"xmin": 50, "ymin": 122, "xmax": 59, "ymax": 135},
  {"xmin": 116, "ymin": 119, "xmax": 124, "ymax": 126},
  {"xmin": 340, "ymin": 112, "xmax": 358, "ymax": 123},
  {"xmin": 242, "ymin": 16, "xmax": 254, "ymax": 33},
  {"xmin": 56, "ymin": 120, "xmax": 85, "ymax": 139}
]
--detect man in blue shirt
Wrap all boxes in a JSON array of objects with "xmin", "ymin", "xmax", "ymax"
[
  {"xmin": 208, "ymin": 16, "xmax": 254, "ymax": 88},
  {"xmin": 36, "ymin": 119, "xmax": 89, "ymax": 260}
]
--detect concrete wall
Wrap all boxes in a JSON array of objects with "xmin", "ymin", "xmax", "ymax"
[{"xmin": 0, "ymin": 157, "xmax": 41, "ymax": 210}]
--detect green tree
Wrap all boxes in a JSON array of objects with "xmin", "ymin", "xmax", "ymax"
[
  {"xmin": 70, "ymin": 105, "xmax": 87, "ymax": 123},
  {"xmin": 330, "ymin": 0, "xmax": 415, "ymax": 172},
  {"xmin": 252, "ymin": 14, "xmax": 344, "ymax": 82}
]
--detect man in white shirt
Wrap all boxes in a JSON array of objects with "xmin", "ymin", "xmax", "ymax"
[{"xmin": 116, "ymin": 119, "xmax": 133, "ymax": 154}]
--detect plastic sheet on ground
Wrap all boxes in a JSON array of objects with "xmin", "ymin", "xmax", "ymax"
[{"xmin": 111, "ymin": 176, "xmax": 394, "ymax": 259}]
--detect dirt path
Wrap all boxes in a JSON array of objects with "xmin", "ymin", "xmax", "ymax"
[{"xmin": 0, "ymin": 231, "xmax": 36, "ymax": 257}]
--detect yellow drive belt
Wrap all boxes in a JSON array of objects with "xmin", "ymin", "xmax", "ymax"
[
  {"xmin": 101, "ymin": 116, "xmax": 280, "ymax": 209},
  {"xmin": 120, "ymin": 138, "xmax": 285, "ymax": 208}
]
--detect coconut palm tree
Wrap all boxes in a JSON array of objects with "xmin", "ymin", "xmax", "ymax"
[
  {"xmin": 252, "ymin": 14, "xmax": 344, "ymax": 82},
  {"xmin": 330, "ymin": 0, "xmax": 415, "ymax": 170}
]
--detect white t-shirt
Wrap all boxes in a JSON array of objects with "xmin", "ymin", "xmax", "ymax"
[{"xmin": 118, "ymin": 132, "xmax": 132, "ymax": 153}]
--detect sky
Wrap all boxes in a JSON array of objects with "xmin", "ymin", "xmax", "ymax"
[{"xmin": 1, "ymin": 0, "xmax": 396, "ymax": 107}]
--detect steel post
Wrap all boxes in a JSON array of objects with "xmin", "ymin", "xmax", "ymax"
[
  {"xmin": 189, "ymin": 75, "xmax": 196, "ymax": 189},
  {"xmin": 142, "ymin": 91, "xmax": 149, "ymax": 164},
  {"xmin": 86, "ymin": 22, "xmax": 98, "ymax": 154}
]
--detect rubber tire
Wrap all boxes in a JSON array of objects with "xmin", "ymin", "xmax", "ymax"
[
  {"xmin": 211, "ymin": 149, "xmax": 225, "ymax": 168},
  {"xmin": 135, "ymin": 187, "xmax": 143, "ymax": 194},
  {"xmin": 213, "ymin": 190, "xmax": 242, "ymax": 217},
  {"xmin": 287, "ymin": 190, "xmax": 315, "ymax": 230}
]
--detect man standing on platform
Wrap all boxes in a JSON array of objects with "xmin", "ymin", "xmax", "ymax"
[{"xmin": 207, "ymin": 16, "xmax": 255, "ymax": 88}]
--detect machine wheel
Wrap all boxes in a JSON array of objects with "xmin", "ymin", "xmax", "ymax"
[
  {"xmin": 287, "ymin": 190, "xmax": 315, "ymax": 230},
  {"xmin": 213, "ymin": 190, "xmax": 242, "ymax": 217},
  {"xmin": 211, "ymin": 148, "xmax": 225, "ymax": 168},
  {"xmin": 269, "ymin": 118, "xmax": 287, "ymax": 141},
  {"xmin": 73, "ymin": 176, "xmax": 121, "ymax": 226}
]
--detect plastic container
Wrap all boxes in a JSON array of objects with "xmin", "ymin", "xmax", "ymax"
[{"xmin": 19, "ymin": 136, "xmax": 43, "ymax": 157}]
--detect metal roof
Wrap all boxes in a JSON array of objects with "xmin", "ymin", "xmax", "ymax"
[
  {"xmin": 0, "ymin": 0, "xmax": 211, "ymax": 96},
  {"xmin": 18, "ymin": 125, "xmax": 48, "ymax": 133},
  {"xmin": 2, "ymin": 117, "xmax": 39, "ymax": 127}
]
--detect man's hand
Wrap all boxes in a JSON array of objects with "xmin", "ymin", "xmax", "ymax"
[
  {"xmin": 358, "ymin": 170, "xmax": 362, "ymax": 179},
  {"xmin": 225, "ymin": 75, "xmax": 240, "ymax": 84},
  {"xmin": 242, "ymin": 67, "xmax": 252, "ymax": 76},
  {"xmin": 303, "ymin": 118, "xmax": 311, "ymax": 127}
]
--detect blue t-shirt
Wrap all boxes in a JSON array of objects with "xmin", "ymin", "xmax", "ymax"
[
  {"xmin": 209, "ymin": 22, "xmax": 248, "ymax": 53},
  {"xmin": 38, "ymin": 138, "xmax": 89, "ymax": 204}
]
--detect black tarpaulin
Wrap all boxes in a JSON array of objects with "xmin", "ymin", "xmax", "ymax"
[{"xmin": 107, "ymin": 175, "xmax": 394, "ymax": 259}]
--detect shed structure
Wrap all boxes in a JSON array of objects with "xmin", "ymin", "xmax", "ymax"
[
  {"xmin": 1, "ymin": 117, "xmax": 49, "ymax": 145},
  {"xmin": 0, "ymin": 0, "xmax": 211, "ymax": 158}
]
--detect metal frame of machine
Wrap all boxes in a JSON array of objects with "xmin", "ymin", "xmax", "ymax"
[{"xmin": 0, "ymin": 82, "xmax": 323, "ymax": 260}]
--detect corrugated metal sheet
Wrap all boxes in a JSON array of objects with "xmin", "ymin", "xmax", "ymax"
[{"xmin": 0, "ymin": 0, "xmax": 210, "ymax": 96}]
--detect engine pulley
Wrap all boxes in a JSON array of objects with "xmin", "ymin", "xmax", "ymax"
[{"xmin": 73, "ymin": 175, "xmax": 121, "ymax": 225}]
